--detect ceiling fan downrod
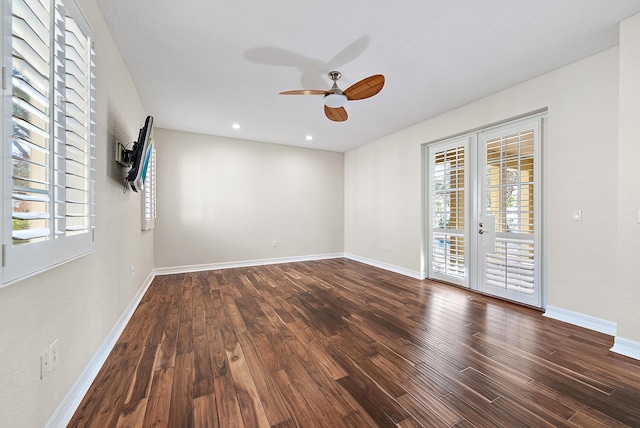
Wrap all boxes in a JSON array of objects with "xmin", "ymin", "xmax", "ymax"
[{"xmin": 327, "ymin": 71, "xmax": 343, "ymax": 94}]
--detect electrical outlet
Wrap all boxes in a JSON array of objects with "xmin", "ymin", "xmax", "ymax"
[
  {"xmin": 41, "ymin": 350, "xmax": 50, "ymax": 379},
  {"xmin": 130, "ymin": 265, "xmax": 135, "ymax": 276},
  {"xmin": 272, "ymin": 240, "xmax": 278, "ymax": 248},
  {"xmin": 385, "ymin": 244, "xmax": 392, "ymax": 252},
  {"xmin": 49, "ymin": 339, "xmax": 59, "ymax": 370}
]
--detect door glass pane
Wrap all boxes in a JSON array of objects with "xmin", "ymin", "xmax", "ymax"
[
  {"xmin": 485, "ymin": 130, "xmax": 534, "ymax": 234},
  {"xmin": 484, "ymin": 128, "xmax": 536, "ymax": 295},
  {"xmin": 431, "ymin": 144, "xmax": 465, "ymax": 280}
]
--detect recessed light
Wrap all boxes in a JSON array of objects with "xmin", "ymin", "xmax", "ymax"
[
  {"xmin": 306, "ymin": 135, "xmax": 313, "ymax": 141},
  {"xmin": 232, "ymin": 123, "xmax": 240, "ymax": 130}
]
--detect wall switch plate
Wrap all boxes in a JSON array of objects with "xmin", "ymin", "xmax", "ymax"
[
  {"xmin": 272, "ymin": 240, "xmax": 278, "ymax": 248},
  {"xmin": 41, "ymin": 350, "xmax": 50, "ymax": 379},
  {"xmin": 572, "ymin": 209, "xmax": 582, "ymax": 221}
]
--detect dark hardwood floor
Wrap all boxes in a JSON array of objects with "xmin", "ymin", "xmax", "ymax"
[{"xmin": 68, "ymin": 258, "xmax": 640, "ymax": 427}]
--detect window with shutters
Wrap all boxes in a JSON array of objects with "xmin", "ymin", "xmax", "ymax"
[
  {"xmin": 142, "ymin": 144, "xmax": 156, "ymax": 231},
  {"xmin": 2, "ymin": 0, "xmax": 95, "ymax": 285}
]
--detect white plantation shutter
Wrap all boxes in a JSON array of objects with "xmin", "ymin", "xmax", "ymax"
[
  {"xmin": 485, "ymin": 238, "xmax": 535, "ymax": 293},
  {"xmin": 142, "ymin": 144, "xmax": 156, "ymax": 231},
  {"xmin": 63, "ymin": 12, "xmax": 95, "ymax": 238},
  {"xmin": 3, "ymin": 0, "xmax": 94, "ymax": 284},
  {"xmin": 11, "ymin": 0, "xmax": 52, "ymax": 244},
  {"xmin": 428, "ymin": 139, "xmax": 468, "ymax": 286}
]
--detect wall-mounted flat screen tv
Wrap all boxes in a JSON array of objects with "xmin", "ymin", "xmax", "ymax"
[{"xmin": 126, "ymin": 115, "xmax": 153, "ymax": 192}]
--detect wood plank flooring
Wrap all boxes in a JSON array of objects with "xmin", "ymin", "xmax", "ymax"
[{"xmin": 68, "ymin": 258, "xmax": 640, "ymax": 427}]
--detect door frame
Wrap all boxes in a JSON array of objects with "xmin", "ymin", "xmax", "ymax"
[{"xmin": 424, "ymin": 113, "xmax": 546, "ymax": 308}]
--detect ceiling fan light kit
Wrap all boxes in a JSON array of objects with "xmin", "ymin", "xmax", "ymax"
[
  {"xmin": 324, "ymin": 93, "xmax": 347, "ymax": 108},
  {"xmin": 280, "ymin": 70, "xmax": 385, "ymax": 122}
]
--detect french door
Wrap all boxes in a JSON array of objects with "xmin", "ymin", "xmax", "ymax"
[{"xmin": 427, "ymin": 116, "xmax": 542, "ymax": 307}]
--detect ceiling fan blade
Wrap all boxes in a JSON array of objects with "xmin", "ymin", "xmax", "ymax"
[
  {"xmin": 344, "ymin": 74, "xmax": 385, "ymax": 100},
  {"xmin": 324, "ymin": 105, "xmax": 348, "ymax": 122},
  {"xmin": 279, "ymin": 89, "xmax": 330, "ymax": 95}
]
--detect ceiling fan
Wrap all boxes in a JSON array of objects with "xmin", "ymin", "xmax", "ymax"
[{"xmin": 279, "ymin": 71, "xmax": 385, "ymax": 122}]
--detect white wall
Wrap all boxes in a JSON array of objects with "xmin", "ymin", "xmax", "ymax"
[
  {"xmin": 344, "ymin": 130, "xmax": 424, "ymax": 276},
  {"xmin": 0, "ymin": 0, "xmax": 153, "ymax": 425},
  {"xmin": 616, "ymin": 13, "xmax": 640, "ymax": 343},
  {"xmin": 153, "ymin": 129, "xmax": 344, "ymax": 269},
  {"xmin": 346, "ymin": 47, "xmax": 623, "ymax": 328}
]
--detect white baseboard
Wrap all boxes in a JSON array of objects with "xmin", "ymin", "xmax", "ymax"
[
  {"xmin": 46, "ymin": 271, "xmax": 156, "ymax": 428},
  {"xmin": 531, "ymin": 306, "xmax": 640, "ymax": 361},
  {"xmin": 543, "ymin": 305, "xmax": 617, "ymax": 336},
  {"xmin": 344, "ymin": 253, "xmax": 425, "ymax": 280},
  {"xmin": 156, "ymin": 252, "xmax": 426, "ymax": 281},
  {"xmin": 610, "ymin": 337, "xmax": 640, "ymax": 361},
  {"xmin": 154, "ymin": 253, "xmax": 345, "ymax": 276}
]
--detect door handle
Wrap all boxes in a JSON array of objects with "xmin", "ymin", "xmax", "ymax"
[{"xmin": 479, "ymin": 230, "xmax": 485, "ymax": 234}]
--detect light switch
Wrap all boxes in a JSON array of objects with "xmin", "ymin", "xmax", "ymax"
[{"xmin": 572, "ymin": 209, "xmax": 582, "ymax": 221}]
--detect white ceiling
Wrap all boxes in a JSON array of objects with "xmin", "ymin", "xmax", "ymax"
[{"xmin": 96, "ymin": 0, "xmax": 640, "ymax": 152}]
